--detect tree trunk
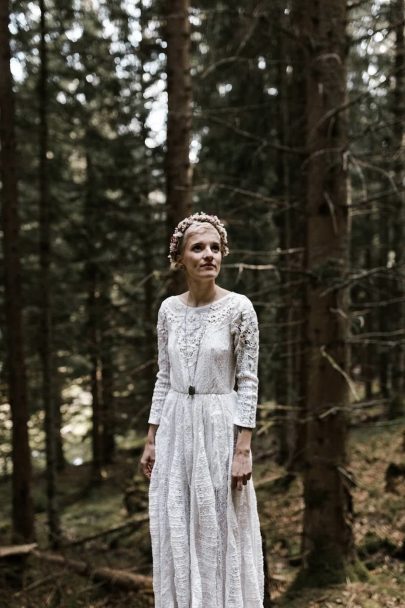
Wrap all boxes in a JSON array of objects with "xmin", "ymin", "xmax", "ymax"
[
  {"xmin": 139, "ymin": 1, "xmax": 158, "ymax": 418},
  {"xmin": 273, "ymin": 3, "xmax": 293, "ymax": 465},
  {"xmin": 363, "ymin": 248, "xmax": 374, "ymax": 401},
  {"xmin": 100, "ymin": 304, "xmax": 115, "ymax": 465},
  {"xmin": 38, "ymin": 0, "xmax": 61, "ymax": 548},
  {"xmin": 280, "ymin": 1, "xmax": 308, "ymax": 472},
  {"xmin": 54, "ymin": 370, "xmax": 66, "ymax": 471},
  {"xmin": 0, "ymin": 0, "xmax": 34, "ymax": 542},
  {"xmin": 378, "ymin": 213, "xmax": 391, "ymax": 403},
  {"xmin": 165, "ymin": 0, "xmax": 192, "ymax": 294},
  {"xmin": 299, "ymin": 0, "xmax": 356, "ymax": 585},
  {"xmin": 88, "ymin": 271, "xmax": 103, "ymax": 480},
  {"xmin": 390, "ymin": 0, "xmax": 405, "ymax": 417},
  {"xmin": 85, "ymin": 151, "xmax": 103, "ymax": 481}
]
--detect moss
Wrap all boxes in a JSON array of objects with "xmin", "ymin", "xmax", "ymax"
[
  {"xmin": 359, "ymin": 532, "xmax": 397, "ymax": 559},
  {"xmin": 288, "ymin": 550, "xmax": 368, "ymax": 591}
]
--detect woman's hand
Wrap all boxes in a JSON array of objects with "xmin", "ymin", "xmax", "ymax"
[
  {"xmin": 140, "ymin": 424, "xmax": 158, "ymax": 480},
  {"xmin": 231, "ymin": 427, "xmax": 253, "ymax": 491},
  {"xmin": 231, "ymin": 447, "xmax": 252, "ymax": 491},
  {"xmin": 140, "ymin": 441, "xmax": 155, "ymax": 479}
]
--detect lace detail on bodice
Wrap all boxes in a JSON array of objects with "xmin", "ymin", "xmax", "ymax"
[
  {"xmin": 178, "ymin": 308, "xmax": 211, "ymax": 374},
  {"xmin": 148, "ymin": 292, "xmax": 260, "ymax": 428}
]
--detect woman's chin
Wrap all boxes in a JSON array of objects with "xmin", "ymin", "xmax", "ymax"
[{"xmin": 195, "ymin": 271, "xmax": 219, "ymax": 280}]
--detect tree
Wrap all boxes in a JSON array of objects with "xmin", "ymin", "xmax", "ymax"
[
  {"xmin": 165, "ymin": 0, "xmax": 192, "ymax": 293},
  {"xmin": 273, "ymin": 0, "xmax": 307, "ymax": 470},
  {"xmin": 389, "ymin": 0, "xmax": 405, "ymax": 416},
  {"xmin": 298, "ymin": 0, "xmax": 358, "ymax": 585},
  {"xmin": 0, "ymin": 0, "xmax": 34, "ymax": 542},
  {"xmin": 38, "ymin": 0, "xmax": 61, "ymax": 547}
]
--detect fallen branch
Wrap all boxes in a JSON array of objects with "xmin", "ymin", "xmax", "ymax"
[
  {"xmin": 32, "ymin": 549, "xmax": 153, "ymax": 592},
  {"xmin": 0, "ymin": 544, "xmax": 37, "ymax": 559},
  {"xmin": 62, "ymin": 513, "xmax": 149, "ymax": 547}
]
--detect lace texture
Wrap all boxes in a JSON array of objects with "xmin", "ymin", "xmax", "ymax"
[
  {"xmin": 148, "ymin": 292, "xmax": 260, "ymax": 428},
  {"xmin": 148, "ymin": 292, "xmax": 264, "ymax": 607}
]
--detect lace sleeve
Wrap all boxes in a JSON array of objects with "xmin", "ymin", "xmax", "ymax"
[
  {"xmin": 232, "ymin": 298, "xmax": 259, "ymax": 428},
  {"xmin": 148, "ymin": 302, "xmax": 170, "ymax": 425}
]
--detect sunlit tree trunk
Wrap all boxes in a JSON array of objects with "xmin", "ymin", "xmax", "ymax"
[
  {"xmin": 378, "ymin": 216, "xmax": 391, "ymax": 404},
  {"xmin": 363, "ymin": 248, "xmax": 374, "ymax": 401},
  {"xmin": 88, "ymin": 269, "xmax": 103, "ymax": 480},
  {"xmin": 39, "ymin": 0, "xmax": 61, "ymax": 548},
  {"xmin": 165, "ymin": 0, "xmax": 192, "ymax": 294},
  {"xmin": 54, "ymin": 370, "xmax": 66, "ymax": 471},
  {"xmin": 0, "ymin": 0, "xmax": 34, "ymax": 542},
  {"xmin": 100, "ymin": 292, "xmax": 115, "ymax": 464},
  {"xmin": 299, "ymin": 0, "xmax": 356, "ymax": 584},
  {"xmin": 85, "ymin": 151, "xmax": 103, "ymax": 481}
]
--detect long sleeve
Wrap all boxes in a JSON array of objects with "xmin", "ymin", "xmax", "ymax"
[
  {"xmin": 232, "ymin": 298, "xmax": 259, "ymax": 428},
  {"xmin": 148, "ymin": 302, "xmax": 170, "ymax": 425}
]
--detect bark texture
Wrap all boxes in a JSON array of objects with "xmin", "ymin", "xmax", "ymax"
[
  {"xmin": 0, "ymin": 0, "xmax": 34, "ymax": 542},
  {"xmin": 279, "ymin": 1, "xmax": 308, "ymax": 472},
  {"xmin": 300, "ymin": 0, "xmax": 356, "ymax": 583},
  {"xmin": 165, "ymin": 0, "xmax": 192, "ymax": 294},
  {"xmin": 390, "ymin": 0, "xmax": 405, "ymax": 416}
]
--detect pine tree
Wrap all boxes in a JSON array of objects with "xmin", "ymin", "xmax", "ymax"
[
  {"xmin": 165, "ymin": 0, "xmax": 192, "ymax": 294},
  {"xmin": 0, "ymin": 0, "xmax": 35, "ymax": 542},
  {"xmin": 298, "ymin": 0, "xmax": 357, "ymax": 584}
]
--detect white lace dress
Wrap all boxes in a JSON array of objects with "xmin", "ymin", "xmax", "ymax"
[{"xmin": 148, "ymin": 291, "xmax": 264, "ymax": 608}]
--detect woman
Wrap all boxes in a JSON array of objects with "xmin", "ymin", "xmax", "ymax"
[{"xmin": 141, "ymin": 212, "xmax": 264, "ymax": 607}]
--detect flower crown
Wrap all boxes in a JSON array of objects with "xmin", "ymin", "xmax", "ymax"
[{"xmin": 168, "ymin": 211, "xmax": 229, "ymax": 265}]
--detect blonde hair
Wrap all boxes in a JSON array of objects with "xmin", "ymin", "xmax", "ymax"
[{"xmin": 168, "ymin": 212, "xmax": 229, "ymax": 268}]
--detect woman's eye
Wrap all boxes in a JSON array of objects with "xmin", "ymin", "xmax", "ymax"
[{"xmin": 192, "ymin": 245, "xmax": 201, "ymax": 251}]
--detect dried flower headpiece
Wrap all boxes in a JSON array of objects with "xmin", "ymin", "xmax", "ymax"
[{"xmin": 168, "ymin": 211, "xmax": 229, "ymax": 266}]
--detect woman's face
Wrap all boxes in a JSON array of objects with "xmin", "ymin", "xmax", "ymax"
[{"xmin": 177, "ymin": 223, "xmax": 222, "ymax": 282}]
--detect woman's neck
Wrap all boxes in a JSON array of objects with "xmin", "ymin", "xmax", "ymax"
[{"xmin": 186, "ymin": 280, "xmax": 218, "ymax": 307}]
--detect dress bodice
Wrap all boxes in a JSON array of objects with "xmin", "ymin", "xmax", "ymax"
[{"xmin": 148, "ymin": 292, "xmax": 260, "ymax": 428}]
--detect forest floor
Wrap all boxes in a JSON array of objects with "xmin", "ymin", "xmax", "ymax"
[{"xmin": 0, "ymin": 416, "xmax": 404, "ymax": 608}]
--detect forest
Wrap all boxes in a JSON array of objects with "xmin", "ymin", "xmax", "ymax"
[{"xmin": 0, "ymin": 0, "xmax": 404, "ymax": 606}]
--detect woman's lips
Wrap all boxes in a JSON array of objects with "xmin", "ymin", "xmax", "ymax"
[{"xmin": 201, "ymin": 264, "xmax": 215, "ymax": 268}]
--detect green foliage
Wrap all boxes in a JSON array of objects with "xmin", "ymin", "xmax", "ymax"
[
  {"xmin": 2, "ymin": 0, "xmax": 401, "ymax": 460},
  {"xmin": 359, "ymin": 531, "xmax": 398, "ymax": 561}
]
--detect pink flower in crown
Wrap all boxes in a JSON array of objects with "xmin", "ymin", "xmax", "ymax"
[{"xmin": 168, "ymin": 211, "xmax": 229, "ymax": 266}]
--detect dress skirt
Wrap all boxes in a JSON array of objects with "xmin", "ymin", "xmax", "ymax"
[{"xmin": 149, "ymin": 388, "xmax": 264, "ymax": 608}]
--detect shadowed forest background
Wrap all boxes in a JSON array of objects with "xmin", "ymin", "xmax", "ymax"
[{"xmin": 0, "ymin": 0, "xmax": 405, "ymax": 606}]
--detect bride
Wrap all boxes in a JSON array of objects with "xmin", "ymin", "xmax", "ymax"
[{"xmin": 141, "ymin": 212, "xmax": 264, "ymax": 607}]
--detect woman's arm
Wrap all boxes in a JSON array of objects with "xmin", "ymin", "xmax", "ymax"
[
  {"xmin": 147, "ymin": 302, "xmax": 170, "ymax": 425},
  {"xmin": 141, "ymin": 302, "xmax": 170, "ymax": 479},
  {"xmin": 232, "ymin": 300, "xmax": 259, "ymax": 429},
  {"xmin": 231, "ymin": 299, "xmax": 259, "ymax": 490}
]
